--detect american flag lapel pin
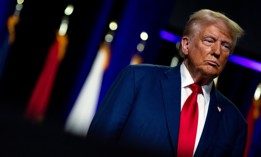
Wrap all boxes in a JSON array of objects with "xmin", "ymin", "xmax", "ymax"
[{"xmin": 217, "ymin": 106, "xmax": 221, "ymax": 112}]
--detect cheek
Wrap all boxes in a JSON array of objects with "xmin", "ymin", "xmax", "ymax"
[
  {"xmin": 218, "ymin": 56, "xmax": 229, "ymax": 71},
  {"xmin": 194, "ymin": 42, "xmax": 211, "ymax": 54},
  {"xmin": 191, "ymin": 45, "xmax": 210, "ymax": 59},
  {"xmin": 219, "ymin": 53, "xmax": 230, "ymax": 63}
]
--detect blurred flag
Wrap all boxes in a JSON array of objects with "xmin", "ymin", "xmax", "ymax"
[
  {"xmin": 65, "ymin": 42, "xmax": 110, "ymax": 136},
  {"xmin": 24, "ymin": 4, "xmax": 73, "ymax": 123},
  {"xmin": 65, "ymin": 29, "xmax": 146, "ymax": 136},
  {"xmin": 129, "ymin": 32, "xmax": 147, "ymax": 65},
  {"xmin": 25, "ymin": 33, "xmax": 68, "ymax": 122},
  {"xmin": 0, "ymin": 2, "xmax": 21, "ymax": 79},
  {"xmin": 130, "ymin": 53, "xmax": 142, "ymax": 65},
  {"xmin": 244, "ymin": 83, "xmax": 261, "ymax": 157},
  {"xmin": 65, "ymin": 50, "xmax": 142, "ymax": 137}
]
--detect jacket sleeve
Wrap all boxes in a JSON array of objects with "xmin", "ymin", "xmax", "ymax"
[
  {"xmin": 86, "ymin": 65, "xmax": 135, "ymax": 146},
  {"xmin": 231, "ymin": 117, "xmax": 248, "ymax": 157}
]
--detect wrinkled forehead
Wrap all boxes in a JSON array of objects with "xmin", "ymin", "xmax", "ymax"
[{"xmin": 193, "ymin": 20, "xmax": 235, "ymax": 43}]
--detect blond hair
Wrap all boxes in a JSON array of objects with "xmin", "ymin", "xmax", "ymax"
[{"xmin": 179, "ymin": 9, "xmax": 244, "ymax": 58}]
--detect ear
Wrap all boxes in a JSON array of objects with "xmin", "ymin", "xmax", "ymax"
[{"xmin": 181, "ymin": 36, "xmax": 190, "ymax": 55}]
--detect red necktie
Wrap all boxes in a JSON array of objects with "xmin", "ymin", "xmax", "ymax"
[{"xmin": 177, "ymin": 83, "xmax": 202, "ymax": 157}]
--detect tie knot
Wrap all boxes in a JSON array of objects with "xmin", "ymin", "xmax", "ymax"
[{"xmin": 189, "ymin": 83, "xmax": 202, "ymax": 94}]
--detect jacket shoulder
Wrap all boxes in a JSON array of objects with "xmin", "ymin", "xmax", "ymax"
[{"xmin": 126, "ymin": 63, "xmax": 173, "ymax": 74}]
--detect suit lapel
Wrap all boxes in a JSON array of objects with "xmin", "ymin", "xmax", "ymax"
[
  {"xmin": 194, "ymin": 88, "xmax": 222, "ymax": 156},
  {"xmin": 161, "ymin": 65, "xmax": 223, "ymax": 156},
  {"xmin": 161, "ymin": 66, "xmax": 181, "ymax": 154}
]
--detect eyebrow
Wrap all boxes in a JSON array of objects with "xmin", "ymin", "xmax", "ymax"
[{"xmin": 202, "ymin": 34, "xmax": 232, "ymax": 44}]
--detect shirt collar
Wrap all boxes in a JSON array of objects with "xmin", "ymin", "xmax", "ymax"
[{"xmin": 180, "ymin": 62, "xmax": 213, "ymax": 94}]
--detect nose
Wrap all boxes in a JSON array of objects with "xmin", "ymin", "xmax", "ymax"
[{"xmin": 211, "ymin": 43, "xmax": 221, "ymax": 57}]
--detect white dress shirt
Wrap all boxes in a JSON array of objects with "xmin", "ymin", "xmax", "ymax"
[{"xmin": 180, "ymin": 62, "xmax": 213, "ymax": 155}]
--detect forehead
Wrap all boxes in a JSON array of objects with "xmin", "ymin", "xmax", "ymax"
[{"xmin": 199, "ymin": 24, "xmax": 233, "ymax": 41}]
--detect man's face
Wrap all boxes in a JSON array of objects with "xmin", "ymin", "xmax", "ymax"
[{"xmin": 182, "ymin": 24, "xmax": 233, "ymax": 81}]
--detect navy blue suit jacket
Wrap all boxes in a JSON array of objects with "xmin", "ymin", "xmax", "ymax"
[{"xmin": 87, "ymin": 64, "xmax": 247, "ymax": 157}]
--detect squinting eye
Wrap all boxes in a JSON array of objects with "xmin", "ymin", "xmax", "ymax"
[
  {"xmin": 202, "ymin": 39, "xmax": 213, "ymax": 46},
  {"xmin": 222, "ymin": 44, "xmax": 232, "ymax": 51}
]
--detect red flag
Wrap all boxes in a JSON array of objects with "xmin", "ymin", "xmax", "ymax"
[{"xmin": 25, "ymin": 33, "xmax": 68, "ymax": 123}]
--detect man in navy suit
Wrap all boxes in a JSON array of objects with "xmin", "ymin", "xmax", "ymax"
[{"xmin": 86, "ymin": 9, "xmax": 247, "ymax": 157}]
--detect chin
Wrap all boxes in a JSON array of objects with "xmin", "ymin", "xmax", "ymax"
[
  {"xmin": 202, "ymin": 70, "xmax": 219, "ymax": 79},
  {"xmin": 204, "ymin": 66, "xmax": 220, "ymax": 73}
]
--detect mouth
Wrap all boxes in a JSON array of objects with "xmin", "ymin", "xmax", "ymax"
[{"xmin": 207, "ymin": 60, "xmax": 220, "ymax": 67}]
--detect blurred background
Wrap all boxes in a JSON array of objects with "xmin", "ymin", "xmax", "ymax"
[{"xmin": 0, "ymin": 0, "xmax": 260, "ymax": 156}]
